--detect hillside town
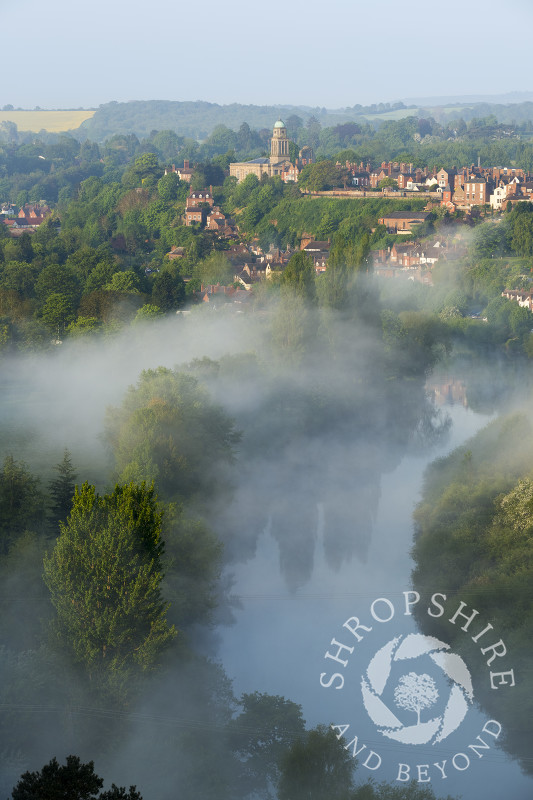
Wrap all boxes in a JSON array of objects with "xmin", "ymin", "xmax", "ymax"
[{"xmin": 2, "ymin": 119, "xmax": 533, "ymax": 314}]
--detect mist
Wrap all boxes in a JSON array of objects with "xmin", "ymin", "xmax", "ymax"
[{"xmin": 1, "ymin": 300, "xmax": 532, "ymax": 800}]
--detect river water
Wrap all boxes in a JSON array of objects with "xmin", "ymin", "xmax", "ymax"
[
  {"xmin": 0, "ymin": 322, "xmax": 531, "ymax": 799},
  {"xmin": 216, "ymin": 371, "xmax": 533, "ymax": 800}
]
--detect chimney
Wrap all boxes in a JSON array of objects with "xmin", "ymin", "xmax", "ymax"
[{"xmin": 184, "ymin": 160, "xmax": 189, "ymax": 169}]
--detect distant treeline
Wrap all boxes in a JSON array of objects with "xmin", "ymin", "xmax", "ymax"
[
  {"xmin": 5, "ymin": 97, "xmax": 533, "ymax": 143},
  {"xmin": 67, "ymin": 99, "xmax": 533, "ymax": 141}
]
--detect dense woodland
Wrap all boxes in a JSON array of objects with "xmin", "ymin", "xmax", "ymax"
[{"xmin": 0, "ymin": 110, "xmax": 532, "ymax": 799}]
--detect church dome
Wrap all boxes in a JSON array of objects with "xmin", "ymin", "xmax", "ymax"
[{"xmin": 274, "ymin": 119, "xmax": 285, "ymax": 128}]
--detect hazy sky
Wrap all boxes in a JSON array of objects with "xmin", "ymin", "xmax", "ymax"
[{"xmin": 1, "ymin": 0, "xmax": 531, "ymax": 109}]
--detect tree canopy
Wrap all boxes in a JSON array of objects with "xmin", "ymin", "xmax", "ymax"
[{"xmin": 43, "ymin": 482, "xmax": 176, "ymax": 700}]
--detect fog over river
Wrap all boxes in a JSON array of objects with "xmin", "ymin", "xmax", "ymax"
[
  {"xmin": 0, "ymin": 313, "xmax": 531, "ymax": 800},
  {"xmin": 216, "ymin": 376, "xmax": 533, "ymax": 800}
]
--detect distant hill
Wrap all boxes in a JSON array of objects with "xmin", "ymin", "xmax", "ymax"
[
  {"xmin": 5, "ymin": 97, "xmax": 533, "ymax": 143},
  {"xmin": 76, "ymin": 100, "xmax": 361, "ymax": 141},
  {"xmin": 401, "ymin": 91, "xmax": 533, "ymax": 106},
  {"xmin": 75, "ymin": 99, "xmax": 533, "ymax": 142}
]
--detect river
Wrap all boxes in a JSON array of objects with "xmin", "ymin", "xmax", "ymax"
[{"xmin": 216, "ymin": 367, "xmax": 533, "ymax": 800}]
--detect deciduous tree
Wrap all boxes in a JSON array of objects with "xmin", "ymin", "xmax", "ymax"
[{"xmin": 43, "ymin": 482, "xmax": 176, "ymax": 700}]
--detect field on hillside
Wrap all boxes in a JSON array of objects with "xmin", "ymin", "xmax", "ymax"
[
  {"xmin": 0, "ymin": 109, "xmax": 95, "ymax": 132},
  {"xmin": 362, "ymin": 105, "xmax": 473, "ymax": 121},
  {"xmin": 361, "ymin": 107, "xmax": 421, "ymax": 121}
]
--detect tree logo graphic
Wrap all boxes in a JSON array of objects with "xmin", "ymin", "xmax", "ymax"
[
  {"xmin": 361, "ymin": 633, "xmax": 473, "ymax": 745},
  {"xmin": 393, "ymin": 672, "xmax": 438, "ymax": 724}
]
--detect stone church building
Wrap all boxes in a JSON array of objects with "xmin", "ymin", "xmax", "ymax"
[{"xmin": 230, "ymin": 120, "xmax": 308, "ymax": 183}]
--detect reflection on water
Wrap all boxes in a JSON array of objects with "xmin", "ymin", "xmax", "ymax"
[
  {"xmin": 217, "ymin": 394, "xmax": 533, "ymax": 800},
  {"xmin": 426, "ymin": 376, "xmax": 468, "ymax": 407}
]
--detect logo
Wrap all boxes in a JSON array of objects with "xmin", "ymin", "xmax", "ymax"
[
  {"xmin": 319, "ymin": 592, "xmax": 515, "ymax": 785},
  {"xmin": 361, "ymin": 633, "xmax": 473, "ymax": 745}
]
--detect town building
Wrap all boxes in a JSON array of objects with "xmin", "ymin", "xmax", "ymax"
[
  {"xmin": 184, "ymin": 188, "xmax": 214, "ymax": 226},
  {"xmin": 230, "ymin": 120, "xmax": 313, "ymax": 183},
  {"xmin": 165, "ymin": 160, "xmax": 194, "ymax": 183},
  {"xmin": 378, "ymin": 211, "xmax": 432, "ymax": 233}
]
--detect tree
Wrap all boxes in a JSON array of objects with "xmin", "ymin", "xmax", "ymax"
[
  {"xmin": 151, "ymin": 268, "xmax": 185, "ymax": 311},
  {"xmin": 157, "ymin": 172, "xmax": 180, "ymax": 202},
  {"xmin": 40, "ymin": 292, "xmax": 76, "ymax": 336},
  {"xmin": 43, "ymin": 482, "xmax": 176, "ymax": 700},
  {"xmin": 106, "ymin": 368, "xmax": 239, "ymax": 502},
  {"xmin": 11, "ymin": 755, "xmax": 102, "ymax": 800},
  {"xmin": 298, "ymin": 161, "xmax": 339, "ymax": 192},
  {"xmin": 378, "ymin": 176, "xmax": 398, "ymax": 189},
  {"xmin": 123, "ymin": 153, "xmax": 163, "ymax": 188},
  {"xmin": 133, "ymin": 303, "xmax": 164, "ymax": 322},
  {"xmin": 11, "ymin": 755, "xmax": 142, "ymax": 800},
  {"xmin": 48, "ymin": 449, "xmax": 77, "ymax": 531},
  {"xmin": 278, "ymin": 725, "xmax": 354, "ymax": 800},
  {"xmin": 34, "ymin": 264, "xmax": 80, "ymax": 306},
  {"xmin": 66, "ymin": 316, "xmax": 101, "ymax": 337},
  {"xmin": 193, "ymin": 252, "xmax": 234, "ymax": 286},
  {"xmin": 0, "ymin": 455, "xmax": 45, "ymax": 555},
  {"xmin": 104, "ymin": 270, "xmax": 140, "ymax": 294},
  {"xmin": 100, "ymin": 788, "xmax": 142, "ymax": 800},
  {"xmin": 510, "ymin": 204, "xmax": 533, "ymax": 256},
  {"xmin": 352, "ymin": 780, "xmax": 456, "ymax": 800},
  {"xmin": 228, "ymin": 692, "xmax": 305, "ymax": 797},
  {"xmin": 280, "ymin": 251, "xmax": 316, "ymax": 304}
]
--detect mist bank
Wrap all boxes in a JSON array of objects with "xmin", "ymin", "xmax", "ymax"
[
  {"xmin": 0, "ymin": 299, "xmax": 449, "ymax": 797},
  {"xmin": 0, "ymin": 287, "xmax": 531, "ymax": 800}
]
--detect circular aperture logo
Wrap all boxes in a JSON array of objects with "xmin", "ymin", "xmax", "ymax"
[{"xmin": 361, "ymin": 633, "xmax": 474, "ymax": 745}]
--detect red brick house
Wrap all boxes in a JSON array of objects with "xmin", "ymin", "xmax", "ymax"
[
  {"xmin": 463, "ymin": 177, "xmax": 491, "ymax": 207},
  {"xmin": 184, "ymin": 188, "xmax": 215, "ymax": 226},
  {"xmin": 165, "ymin": 160, "xmax": 194, "ymax": 183}
]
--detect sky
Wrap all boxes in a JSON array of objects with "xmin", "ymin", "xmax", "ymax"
[{"xmin": 0, "ymin": 0, "xmax": 531, "ymax": 110}]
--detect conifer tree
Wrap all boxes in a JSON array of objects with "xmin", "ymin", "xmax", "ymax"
[
  {"xmin": 48, "ymin": 449, "xmax": 77, "ymax": 532},
  {"xmin": 0, "ymin": 455, "xmax": 45, "ymax": 555}
]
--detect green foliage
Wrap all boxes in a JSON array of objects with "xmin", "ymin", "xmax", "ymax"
[
  {"xmin": 133, "ymin": 303, "xmax": 164, "ymax": 322},
  {"xmin": 193, "ymin": 252, "xmax": 233, "ymax": 286},
  {"xmin": 122, "ymin": 153, "xmax": 163, "ymax": 189},
  {"xmin": 0, "ymin": 455, "xmax": 46, "ymax": 555},
  {"xmin": 157, "ymin": 171, "xmax": 181, "ymax": 202},
  {"xmin": 40, "ymin": 292, "xmax": 76, "ymax": 334},
  {"xmin": 382, "ymin": 310, "xmax": 449, "ymax": 377},
  {"xmin": 298, "ymin": 160, "xmax": 340, "ymax": 191},
  {"xmin": 104, "ymin": 270, "xmax": 140, "ymax": 294},
  {"xmin": 412, "ymin": 413, "xmax": 533, "ymax": 774},
  {"xmin": 35, "ymin": 264, "xmax": 80, "ymax": 306},
  {"xmin": 11, "ymin": 755, "xmax": 103, "ymax": 800},
  {"xmin": 48, "ymin": 449, "xmax": 77, "ymax": 532},
  {"xmin": 280, "ymin": 251, "xmax": 316, "ymax": 303},
  {"xmin": 163, "ymin": 511, "xmax": 223, "ymax": 628},
  {"xmin": 43, "ymin": 482, "xmax": 176, "ymax": 699},
  {"xmin": 151, "ymin": 268, "xmax": 185, "ymax": 311},
  {"xmin": 278, "ymin": 725, "xmax": 355, "ymax": 800},
  {"xmin": 105, "ymin": 367, "xmax": 239, "ymax": 503},
  {"xmin": 10, "ymin": 755, "xmax": 143, "ymax": 800},
  {"xmin": 509, "ymin": 202, "xmax": 533, "ymax": 256},
  {"xmin": 352, "ymin": 781, "xmax": 456, "ymax": 800},
  {"xmin": 228, "ymin": 692, "xmax": 305, "ymax": 797},
  {"xmin": 66, "ymin": 316, "xmax": 101, "ymax": 337}
]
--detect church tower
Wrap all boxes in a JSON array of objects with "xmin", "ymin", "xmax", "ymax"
[{"xmin": 270, "ymin": 119, "xmax": 290, "ymax": 165}]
